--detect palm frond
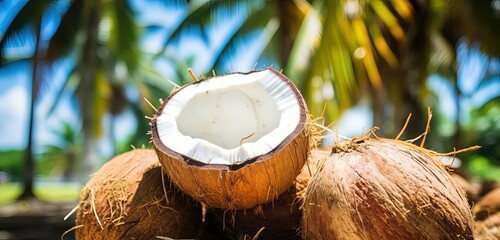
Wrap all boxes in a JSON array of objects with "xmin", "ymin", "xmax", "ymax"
[
  {"xmin": 92, "ymin": 67, "xmax": 110, "ymax": 139},
  {"xmin": 47, "ymin": 65, "xmax": 78, "ymax": 116},
  {"xmin": 0, "ymin": 1, "xmax": 52, "ymax": 61},
  {"xmin": 370, "ymin": 1, "xmax": 404, "ymax": 41},
  {"xmin": 208, "ymin": 5, "xmax": 272, "ymax": 73},
  {"xmin": 108, "ymin": 0, "xmax": 140, "ymax": 71},
  {"xmin": 446, "ymin": 0, "xmax": 499, "ymax": 57},
  {"xmin": 391, "ymin": 0, "xmax": 413, "ymax": 22},
  {"xmin": 303, "ymin": 0, "xmax": 358, "ymax": 119},
  {"xmin": 297, "ymin": 0, "xmax": 415, "ymax": 120},
  {"xmin": 45, "ymin": 0, "xmax": 83, "ymax": 64},
  {"xmin": 428, "ymin": 30, "xmax": 455, "ymax": 78},
  {"xmin": 275, "ymin": 0, "xmax": 310, "ymax": 67},
  {"xmin": 285, "ymin": 5, "xmax": 321, "ymax": 84},
  {"xmin": 158, "ymin": 0, "xmax": 247, "ymax": 55},
  {"xmin": 368, "ymin": 21, "xmax": 399, "ymax": 68},
  {"xmin": 0, "ymin": 57, "xmax": 31, "ymax": 69},
  {"xmin": 352, "ymin": 17, "xmax": 381, "ymax": 89}
]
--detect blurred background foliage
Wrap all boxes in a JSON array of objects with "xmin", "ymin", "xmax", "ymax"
[{"xmin": 0, "ymin": 0, "xmax": 499, "ymax": 202}]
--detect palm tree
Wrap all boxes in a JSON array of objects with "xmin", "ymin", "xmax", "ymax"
[
  {"xmin": 44, "ymin": 0, "xmax": 167, "ymax": 181},
  {"xmin": 38, "ymin": 122, "xmax": 82, "ymax": 180},
  {"xmin": 1, "ymin": 0, "xmax": 168, "ymax": 189},
  {"xmin": 0, "ymin": 1, "xmax": 53, "ymax": 199}
]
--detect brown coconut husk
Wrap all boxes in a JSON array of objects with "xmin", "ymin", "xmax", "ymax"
[
  {"xmin": 303, "ymin": 137, "xmax": 475, "ymax": 239},
  {"xmin": 207, "ymin": 148, "xmax": 329, "ymax": 240},
  {"xmin": 474, "ymin": 188, "xmax": 500, "ymax": 221},
  {"xmin": 151, "ymin": 68, "xmax": 311, "ymax": 210},
  {"xmin": 479, "ymin": 180, "xmax": 500, "ymax": 199},
  {"xmin": 451, "ymin": 173, "xmax": 480, "ymax": 207},
  {"xmin": 73, "ymin": 149, "xmax": 202, "ymax": 240},
  {"xmin": 303, "ymin": 109, "xmax": 477, "ymax": 239},
  {"xmin": 475, "ymin": 212, "xmax": 500, "ymax": 240}
]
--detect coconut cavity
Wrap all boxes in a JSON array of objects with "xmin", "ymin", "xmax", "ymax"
[
  {"xmin": 156, "ymin": 68, "xmax": 301, "ymax": 165},
  {"xmin": 303, "ymin": 138, "xmax": 474, "ymax": 240},
  {"xmin": 152, "ymin": 68, "xmax": 309, "ymax": 209},
  {"xmin": 176, "ymin": 81, "xmax": 280, "ymax": 149},
  {"xmin": 74, "ymin": 149, "xmax": 201, "ymax": 240}
]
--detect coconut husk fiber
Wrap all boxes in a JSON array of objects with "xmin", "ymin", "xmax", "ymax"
[{"xmin": 74, "ymin": 149, "xmax": 202, "ymax": 240}]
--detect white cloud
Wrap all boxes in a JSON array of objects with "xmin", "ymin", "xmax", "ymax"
[{"xmin": 0, "ymin": 85, "xmax": 29, "ymax": 149}]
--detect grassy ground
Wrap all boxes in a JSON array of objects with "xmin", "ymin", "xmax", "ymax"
[{"xmin": 0, "ymin": 182, "xmax": 80, "ymax": 204}]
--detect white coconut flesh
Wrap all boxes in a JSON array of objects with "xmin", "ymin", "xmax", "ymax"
[{"xmin": 156, "ymin": 69, "xmax": 302, "ymax": 165}]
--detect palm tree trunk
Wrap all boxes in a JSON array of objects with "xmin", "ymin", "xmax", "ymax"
[
  {"xmin": 18, "ymin": 18, "xmax": 42, "ymax": 200},
  {"xmin": 276, "ymin": 0, "xmax": 301, "ymax": 68},
  {"xmin": 77, "ymin": 2, "xmax": 101, "ymax": 183},
  {"xmin": 109, "ymin": 114, "xmax": 117, "ymax": 157},
  {"xmin": 452, "ymin": 73, "xmax": 462, "ymax": 149}
]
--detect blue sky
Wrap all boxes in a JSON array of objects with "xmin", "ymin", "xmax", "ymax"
[{"xmin": 0, "ymin": 1, "xmax": 498, "ymax": 157}]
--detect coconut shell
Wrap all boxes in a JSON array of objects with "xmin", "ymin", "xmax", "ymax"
[
  {"xmin": 154, "ymin": 129, "xmax": 309, "ymax": 210},
  {"xmin": 210, "ymin": 149, "xmax": 330, "ymax": 239},
  {"xmin": 75, "ymin": 149, "xmax": 202, "ymax": 240},
  {"xmin": 303, "ymin": 138, "xmax": 474, "ymax": 240},
  {"xmin": 474, "ymin": 188, "xmax": 500, "ymax": 221},
  {"xmin": 151, "ymin": 68, "xmax": 310, "ymax": 209}
]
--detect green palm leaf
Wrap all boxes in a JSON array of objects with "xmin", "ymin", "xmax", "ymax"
[
  {"xmin": 287, "ymin": 0, "xmax": 416, "ymax": 120},
  {"xmin": 0, "ymin": 1, "xmax": 52, "ymax": 61},
  {"xmin": 47, "ymin": 65, "xmax": 78, "ymax": 116},
  {"xmin": 158, "ymin": 0, "xmax": 244, "ymax": 55},
  {"xmin": 107, "ymin": 0, "xmax": 140, "ymax": 71},
  {"xmin": 208, "ymin": 5, "xmax": 273, "ymax": 73},
  {"xmin": 45, "ymin": 0, "xmax": 83, "ymax": 64}
]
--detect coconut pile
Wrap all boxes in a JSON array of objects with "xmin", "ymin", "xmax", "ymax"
[{"xmin": 67, "ymin": 68, "xmax": 497, "ymax": 240}]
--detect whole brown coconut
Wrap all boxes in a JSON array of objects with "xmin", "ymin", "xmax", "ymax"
[
  {"xmin": 303, "ymin": 138, "xmax": 474, "ymax": 240},
  {"xmin": 151, "ymin": 68, "xmax": 310, "ymax": 209},
  {"xmin": 478, "ymin": 180, "xmax": 500, "ymax": 198},
  {"xmin": 475, "ymin": 212, "xmax": 500, "ymax": 239},
  {"xmin": 474, "ymin": 188, "xmax": 500, "ymax": 221},
  {"xmin": 212, "ymin": 149, "xmax": 329, "ymax": 239},
  {"xmin": 75, "ymin": 149, "xmax": 202, "ymax": 240}
]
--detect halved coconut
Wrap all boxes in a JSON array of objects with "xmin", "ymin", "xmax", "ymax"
[{"xmin": 151, "ymin": 68, "xmax": 309, "ymax": 209}]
